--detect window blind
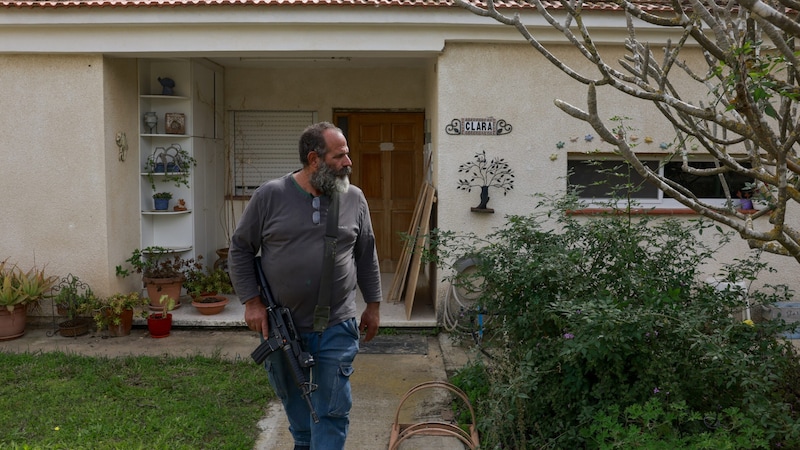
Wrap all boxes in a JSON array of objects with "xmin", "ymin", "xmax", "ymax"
[{"xmin": 231, "ymin": 111, "xmax": 316, "ymax": 195}]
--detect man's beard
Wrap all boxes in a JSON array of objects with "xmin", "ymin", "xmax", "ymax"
[{"xmin": 310, "ymin": 161, "xmax": 351, "ymax": 195}]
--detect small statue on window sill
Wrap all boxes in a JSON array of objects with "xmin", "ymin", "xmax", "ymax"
[
  {"xmin": 173, "ymin": 199, "xmax": 187, "ymax": 211},
  {"xmin": 736, "ymin": 189, "xmax": 755, "ymax": 213}
]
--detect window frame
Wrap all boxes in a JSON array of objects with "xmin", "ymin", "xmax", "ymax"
[{"xmin": 567, "ymin": 155, "xmax": 754, "ymax": 209}]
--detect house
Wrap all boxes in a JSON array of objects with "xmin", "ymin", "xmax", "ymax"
[{"xmin": 1, "ymin": 0, "xmax": 791, "ymax": 326}]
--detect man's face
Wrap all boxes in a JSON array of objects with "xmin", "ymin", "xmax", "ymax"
[{"xmin": 309, "ymin": 129, "xmax": 352, "ymax": 195}]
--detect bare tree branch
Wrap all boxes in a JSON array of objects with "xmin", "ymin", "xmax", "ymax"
[{"xmin": 459, "ymin": 0, "xmax": 800, "ymax": 261}]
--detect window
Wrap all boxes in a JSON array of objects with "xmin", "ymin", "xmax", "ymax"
[
  {"xmin": 663, "ymin": 161, "xmax": 752, "ymax": 198},
  {"xmin": 568, "ymin": 157, "xmax": 754, "ymax": 208},
  {"xmin": 230, "ymin": 111, "xmax": 317, "ymax": 196},
  {"xmin": 568, "ymin": 159, "xmax": 660, "ymax": 200}
]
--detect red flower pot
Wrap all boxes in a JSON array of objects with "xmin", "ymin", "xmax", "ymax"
[{"xmin": 147, "ymin": 313, "xmax": 172, "ymax": 338}]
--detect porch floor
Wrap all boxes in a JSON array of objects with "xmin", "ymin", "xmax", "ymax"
[{"xmin": 135, "ymin": 273, "xmax": 438, "ymax": 329}]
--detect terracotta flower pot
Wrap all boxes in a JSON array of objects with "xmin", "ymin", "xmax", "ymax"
[
  {"xmin": 0, "ymin": 306, "xmax": 28, "ymax": 341},
  {"xmin": 105, "ymin": 308, "xmax": 134, "ymax": 337},
  {"xmin": 191, "ymin": 296, "xmax": 229, "ymax": 315},
  {"xmin": 214, "ymin": 247, "xmax": 229, "ymax": 271},
  {"xmin": 143, "ymin": 276, "xmax": 183, "ymax": 311},
  {"xmin": 147, "ymin": 313, "xmax": 172, "ymax": 338}
]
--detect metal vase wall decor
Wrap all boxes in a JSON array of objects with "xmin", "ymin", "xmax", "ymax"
[
  {"xmin": 456, "ymin": 150, "xmax": 515, "ymax": 213},
  {"xmin": 478, "ymin": 186, "xmax": 491, "ymax": 210}
]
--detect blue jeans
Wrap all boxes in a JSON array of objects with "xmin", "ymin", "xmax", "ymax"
[{"xmin": 264, "ymin": 318, "xmax": 360, "ymax": 450}]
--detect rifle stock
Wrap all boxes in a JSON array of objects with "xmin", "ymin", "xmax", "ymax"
[{"xmin": 250, "ymin": 257, "xmax": 319, "ymax": 423}]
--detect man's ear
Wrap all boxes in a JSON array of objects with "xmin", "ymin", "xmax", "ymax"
[{"xmin": 308, "ymin": 151, "xmax": 319, "ymax": 167}]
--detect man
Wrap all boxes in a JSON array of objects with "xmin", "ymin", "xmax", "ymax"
[{"xmin": 228, "ymin": 121, "xmax": 382, "ymax": 450}]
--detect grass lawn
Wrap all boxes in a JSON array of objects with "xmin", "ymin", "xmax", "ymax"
[{"xmin": 0, "ymin": 351, "xmax": 274, "ymax": 449}]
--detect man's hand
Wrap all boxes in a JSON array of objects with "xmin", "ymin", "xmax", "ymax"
[
  {"xmin": 358, "ymin": 302, "xmax": 380, "ymax": 342},
  {"xmin": 244, "ymin": 296, "xmax": 269, "ymax": 338}
]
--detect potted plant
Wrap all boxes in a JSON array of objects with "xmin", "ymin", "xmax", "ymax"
[
  {"xmin": 191, "ymin": 295, "xmax": 230, "ymax": 315},
  {"xmin": 152, "ymin": 191, "xmax": 173, "ymax": 211},
  {"xmin": 147, "ymin": 294, "xmax": 176, "ymax": 338},
  {"xmin": 456, "ymin": 150, "xmax": 515, "ymax": 212},
  {"xmin": 0, "ymin": 260, "xmax": 58, "ymax": 340},
  {"xmin": 184, "ymin": 258, "xmax": 233, "ymax": 315},
  {"xmin": 52, "ymin": 274, "xmax": 96, "ymax": 337},
  {"xmin": 117, "ymin": 246, "xmax": 193, "ymax": 311},
  {"xmin": 144, "ymin": 143, "xmax": 197, "ymax": 190},
  {"xmin": 184, "ymin": 258, "xmax": 233, "ymax": 298},
  {"xmin": 83, "ymin": 292, "xmax": 149, "ymax": 337}
]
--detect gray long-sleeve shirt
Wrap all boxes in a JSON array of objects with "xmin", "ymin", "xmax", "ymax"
[{"xmin": 228, "ymin": 172, "xmax": 382, "ymax": 332}]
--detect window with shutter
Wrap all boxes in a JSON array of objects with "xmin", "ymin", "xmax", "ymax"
[{"xmin": 230, "ymin": 111, "xmax": 317, "ymax": 196}]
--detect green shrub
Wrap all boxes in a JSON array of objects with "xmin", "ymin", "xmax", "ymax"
[
  {"xmin": 440, "ymin": 196, "xmax": 800, "ymax": 448},
  {"xmin": 583, "ymin": 398, "xmax": 771, "ymax": 449}
]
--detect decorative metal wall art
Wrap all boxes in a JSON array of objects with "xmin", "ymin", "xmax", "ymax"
[
  {"xmin": 456, "ymin": 150, "xmax": 515, "ymax": 213},
  {"xmin": 115, "ymin": 131, "xmax": 128, "ymax": 161},
  {"xmin": 149, "ymin": 144, "xmax": 186, "ymax": 174},
  {"xmin": 446, "ymin": 117, "xmax": 512, "ymax": 136}
]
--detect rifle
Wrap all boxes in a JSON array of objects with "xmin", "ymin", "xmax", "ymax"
[{"xmin": 250, "ymin": 257, "xmax": 319, "ymax": 423}]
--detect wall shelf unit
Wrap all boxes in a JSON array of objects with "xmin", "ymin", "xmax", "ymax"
[{"xmin": 137, "ymin": 58, "xmax": 225, "ymax": 273}]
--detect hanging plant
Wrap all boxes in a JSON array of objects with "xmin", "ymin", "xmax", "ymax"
[{"xmin": 144, "ymin": 144, "xmax": 197, "ymax": 190}]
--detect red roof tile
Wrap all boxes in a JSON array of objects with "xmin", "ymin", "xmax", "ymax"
[{"xmin": 0, "ymin": 0, "xmax": 675, "ymax": 10}]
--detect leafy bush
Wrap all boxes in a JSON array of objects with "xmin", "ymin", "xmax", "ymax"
[{"xmin": 438, "ymin": 196, "xmax": 800, "ymax": 449}]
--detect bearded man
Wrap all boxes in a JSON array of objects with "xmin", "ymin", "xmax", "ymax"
[{"xmin": 228, "ymin": 121, "xmax": 382, "ymax": 450}]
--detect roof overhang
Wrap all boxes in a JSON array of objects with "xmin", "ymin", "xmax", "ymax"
[{"xmin": 0, "ymin": 2, "xmax": 696, "ymax": 61}]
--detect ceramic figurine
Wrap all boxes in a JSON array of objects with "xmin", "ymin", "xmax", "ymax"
[
  {"xmin": 158, "ymin": 77, "xmax": 175, "ymax": 95},
  {"xmin": 143, "ymin": 112, "xmax": 158, "ymax": 134},
  {"xmin": 173, "ymin": 199, "xmax": 188, "ymax": 211}
]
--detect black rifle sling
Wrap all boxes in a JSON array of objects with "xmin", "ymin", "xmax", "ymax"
[{"xmin": 314, "ymin": 190, "xmax": 339, "ymax": 333}]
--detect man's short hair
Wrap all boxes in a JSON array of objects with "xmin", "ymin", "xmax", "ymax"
[{"xmin": 299, "ymin": 121, "xmax": 340, "ymax": 166}]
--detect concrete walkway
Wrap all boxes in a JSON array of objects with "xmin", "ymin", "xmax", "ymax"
[{"xmin": 0, "ymin": 325, "xmax": 474, "ymax": 450}]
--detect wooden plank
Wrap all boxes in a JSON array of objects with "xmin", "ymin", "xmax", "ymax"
[
  {"xmin": 388, "ymin": 182, "xmax": 429, "ymax": 303},
  {"xmin": 388, "ymin": 183, "xmax": 428, "ymax": 303},
  {"xmin": 387, "ymin": 197, "xmax": 413, "ymax": 302},
  {"xmin": 404, "ymin": 185, "xmax": 435, "ymax": 319},
  {"xmin": 387, "ymin": 146, "xmax": 432, "ymax": 304}
]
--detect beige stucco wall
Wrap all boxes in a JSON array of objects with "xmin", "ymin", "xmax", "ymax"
[
  {"xmin": 222, "ymin": 64, "xmax": 432, "ymax": 231},
  {"xmin": 0, "ymin": 55, "xmax": 141, "ymax": 309},
  {"xmin": 1, "ymin": 55, "xmax": 105, "ymax": 283},
  {"xmin": 435, "ymin": 42, "xmax": 795, "ymax": 297},
  {"xmin": 103, "ymin": 57, "xmax": 143, "ymax": 296},
  {"xmin": 436, "ymin": 42, "xmax": 691, "ymax": 232},
  {"xmin": 225, "ymin": 65, "xmax": 429, "ymax": 118}
]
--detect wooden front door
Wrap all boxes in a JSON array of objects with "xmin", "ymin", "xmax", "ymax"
[{"xmin": 336, "ymin": 112, "xmax": 425, "ymax": 273}]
